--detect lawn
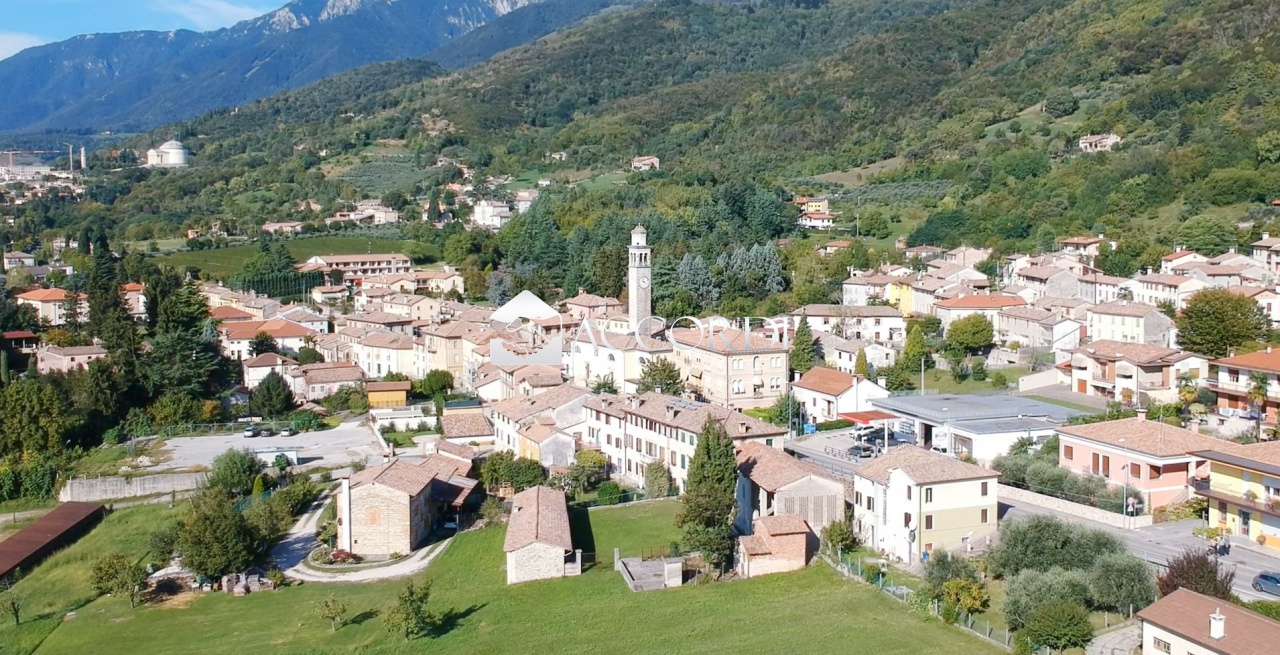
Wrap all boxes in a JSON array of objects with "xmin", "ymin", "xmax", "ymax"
[
  {"xmin": 919, "ymin": 367, "xmax": 1031, "ymax": 395},
  {"xmin": 1026, "ymin": 395, "xmax": 1101, "ymax": 413},
  {"xmin": 155, "ymin": 237, "xmax": 433, "ymax": 277},
  {"xmin": 3, "ymin": 504, "xmax": 176, "ymax": 655},
  {"xmin": 35, "ymin": 500, "xmax": 1001, "ymax": 655}
]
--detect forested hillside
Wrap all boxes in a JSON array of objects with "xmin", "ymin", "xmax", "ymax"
[{"xmin": 10, "ymin": 0, "xmax": 1280, "ymax": 283}]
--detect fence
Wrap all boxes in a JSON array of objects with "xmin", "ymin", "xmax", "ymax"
[
  {"xmin": 823, "ymin": 546, "xmax": 1136, "ymax": 654},
  {"xmin": 160, "ymin": 421, "xmax": 303, "ymax": 438},
  {"xmin": 999, "ymin": 484, "xmax": 1154, "ymax": 529}
]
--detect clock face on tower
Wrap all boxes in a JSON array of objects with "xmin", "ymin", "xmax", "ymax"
[{"xmin": 639, "ymin": 276, "xmax": 650, "ymax": 288}]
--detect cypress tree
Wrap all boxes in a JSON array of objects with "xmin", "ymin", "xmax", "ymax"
[
  {"xmin": 791, "ymin": 321, "xmax": 816, "ymax": 374},
  {"xmin": 675, "ymin": 417, "xmax": 739, "ymax": 569}
]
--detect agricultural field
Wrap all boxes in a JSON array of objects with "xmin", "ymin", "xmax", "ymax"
[
  {"xmin": 334, "ymin": 159, "xmax": 434, "ymax": 195},
  {"xmin": 814, "ymin": 157, "xmax": 905, "ymax": 187},
  {"xmin": 155, "ymin": 237, "xmax": 435, "ymax": 277},
  {"xmin": 34, "ymin": 500, "xmax": 1000, "ymax": 655}
]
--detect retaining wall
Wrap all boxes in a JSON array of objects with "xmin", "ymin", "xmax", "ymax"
[
  {"xmin": 999, "ymin": 484, "xmax": 1153, "ymax": 529},
  {"xmin": 58, "ymin": 473, "xmax": 208, "ymax": 502}
]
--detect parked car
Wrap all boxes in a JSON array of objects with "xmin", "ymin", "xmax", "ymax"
[
  {"xmin": 280, "ymin": 427, "xmax": 293, "ymax": 437},
  {"xmin": 931, "ymin": 446, "xmax": 949, "ymax": 455},
  {"xmin": 259, "ymin": 427, "xmax": 274, "ymax": 437},
  {"xmin": 1253, "ymin": 572, "xmax": 1280, "ymax": 595},
  {"xmin": 848, "ymin": 444, "xmax": 880, "ymax": 458},
  {"xmin": 243, "ymin": 426, "xmax": 258, "ymax": 438}
]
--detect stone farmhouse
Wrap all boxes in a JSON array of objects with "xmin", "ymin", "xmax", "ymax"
[{"xmin": 503, "ymin": 486, "xmax": 580, "ymax": 585}]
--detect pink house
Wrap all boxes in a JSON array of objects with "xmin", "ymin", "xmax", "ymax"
[{"xmin": 1056, "ymin": 416, "xmax": 1222, "ymax": 509}]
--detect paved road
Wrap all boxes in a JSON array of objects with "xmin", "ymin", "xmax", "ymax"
[
  {"xmin": 154, "ymin": 417, "xmax": 381, "ymax": 471},
  {"xmin": 1001, "ymin": 499, "xmax": 1279, "ymax": 602}
]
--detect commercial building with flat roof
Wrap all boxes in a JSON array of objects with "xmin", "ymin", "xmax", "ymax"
[{"xmin": 870, "ymin": 394, "xmax": 1085, "ymax": 464}]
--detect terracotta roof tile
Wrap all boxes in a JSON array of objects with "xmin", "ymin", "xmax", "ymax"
[
  {"xmin": 441, "ymin": 414, "xmax": 494, "ymax": 439},
  {"xmin": 934, "ymin": 295, "xmax": 1026, "ymax": 310},
  {"xmin": 855, "ymin": 446, "xmax": 998, "ymax": 485},
  {"xmin": 1137, "ymin": 588, "xmax": 1280, "ymax": 655},
  {"xmin": 737, "ymin": 442, "xmax": 838, "ymax": 492},
  {"xmin": 756, "ymin": 514, "xmax": 810, "ymax": 536},
  {"xmin": 1058, "ymin": 417, "xmax": 1226, "ymax": 458},
  {"xmin": 793, "ymin": 367, "xmax": 856, "ymax": 396},
  {"xmin": 503, "ymin": 486, "xmax": 572, "ymax": 552}
]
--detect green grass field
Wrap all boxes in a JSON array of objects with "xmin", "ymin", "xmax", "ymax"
[
  {"xmin": 154, "ymin": 237, "xmax": 432, "ymax": 277},
  {"xmin": 3, "ymin": 505, "xmax": 177, "ymax": 655},
  {"xmin": 33, "ymin": 500, "xmax": 1000, "ymax": 655},
  {"xmin": 919, "ymin": 367, "xmax": 1031, "ymax": 395}
]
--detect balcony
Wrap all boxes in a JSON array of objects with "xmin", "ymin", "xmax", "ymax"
[{"xmin": 1193, "ymin": 479, "xmax": 1280, "ymax": 517}]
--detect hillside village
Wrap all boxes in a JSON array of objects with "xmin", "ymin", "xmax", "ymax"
[{"xmin": 10, "ymin": 0, "xmax": 1280, "ymax": 654}]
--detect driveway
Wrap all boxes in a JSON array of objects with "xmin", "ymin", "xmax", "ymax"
[
  {"xmin": 1001, "ymin": 500, "xmax": 1280, "ymax": 602},
  {"xmin": 153, "ymin": 416, "xmax": 382, "ymax": 472},
  {"xmin": 270, "ymin": 502, "xmax": 454, "ymax": 583},
  {"xmin": 1087, "ymin": 624, "xmax": 1140, "ymax": 655}
]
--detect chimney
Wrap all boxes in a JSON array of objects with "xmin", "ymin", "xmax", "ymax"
[
  {"xmin": 1229, "ymin": 246, "xmax": 1236, "ymax": 254},
  {"xmin": 1269, "ymin": 346, "xmax": 1274, "ymax": 354},
  {"xmin": 1210, "ymin": 609, "xmax": 1225, "ymax": 640},
  {"xmin": 1136, "ymin": 408, "xmax": 1147, "ymax": 421},
  {"xmin": 1265, "ymin": 233, "xmax": 1272, "ymax": 241},
  {"xmin": 877, "ymin": 376, "xmax": 888, "ymax": 388},
  {"xmin": 665, "ymin": 404, "xmax": 675, "ymax": 420},
  {"xmin": 577, "ymin": 287, "xmax": 586, "ymax": 296}
]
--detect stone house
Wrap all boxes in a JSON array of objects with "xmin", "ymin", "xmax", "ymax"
[
  {"xmin": 736, "ymin": 515, "xmax": 812, "ymax": 579},
  {"xmin": 336, "ymin": 456, "xmax": 477, "ymax": 557},
  {"xmin": 504, "ymin": 486, "xmax": 579, "ymax": 585}
]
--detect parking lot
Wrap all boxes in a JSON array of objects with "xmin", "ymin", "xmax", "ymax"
[
  {"xmin": 786, "ymin": 426, "xmax": 913, "ymax": 476},
  {"xmin": 152, "ymin": 417, "xmax": 383, "ymax": 471}
]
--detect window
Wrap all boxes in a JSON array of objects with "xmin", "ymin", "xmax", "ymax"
[
  {"xmin": 1063, "ymin": 445, "xmax": 1073, "ymax": 460},
  {"xmin": 924, "ymin": 515, "xmax": 933, "ymax": 530},
  {"xmin": 766, "ymin": 438, "xmax": 774, "ymax": 447},
  {"xmin": 925, "ymin": 488, "xmax": 933, "ymax": 503},
  {"xmin": 1152, "ymin": 637, "xmax": 1171, "ymax": 654},
  {"xmin": 903, "ymin": 513, "xmax": 911, "ymax": 528},
  {"xmin": 855, "ymin": 492, "xmax": 863, "ymax": 505},
  {"xmin": 680, "ymin": 454, "xmax": 687, "ymax": 469},
  {"xmin": 1130, "ymin": 463, "xmax": 1141, "ymax": 478},
  {"xmin": 981, "ymin": 508, "xmax": 989, "ymax": 523},
  {"xmin": 1151, "ymin": 465, "xmax": 1163, "ymax": 480},
  {"xmin": 867, "ymin": 497, "xmax": 874, "ymax": 511},
  {"xmin": 907, "ymin": 486, "xmax": 912, "ymax": 500},
  {"xmin": 981, "ymin": 481, "xmax": 989, "ymax": 497}
]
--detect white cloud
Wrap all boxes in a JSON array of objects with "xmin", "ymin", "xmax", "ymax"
[
  {"xmin": 0, "ymin": 32, "xmax": 47, "ymax": 62},
  {"xmin": 157, "ymin": 0, "xmax": 276, "ymax": 31}
]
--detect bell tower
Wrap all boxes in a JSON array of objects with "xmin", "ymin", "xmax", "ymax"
[{"xmin": 628, "ymin": 224, "xmax": 651, "ymax": 329}]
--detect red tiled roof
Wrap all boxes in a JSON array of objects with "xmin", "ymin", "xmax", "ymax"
[
  {"xmin": 934, "ymin": 295, "xmax": 1026, "ymax": 310},
  {"xmin": 793, "ymin": 367, "xmax": 855, "ymax": 396},
  {"xmin": 503, "ymin": 486, "xmax": 572, "ymax": 553}
]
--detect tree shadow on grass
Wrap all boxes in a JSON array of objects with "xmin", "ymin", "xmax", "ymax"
[
  {"xmin": 568, "ymin": 508, "xmax": 596, "ymax": 570},
  {"xmin": 433, "ymin": 603, "xmax": 486, "ymax": 637},
  {"xmin": 347, "ymin": 608, "xmax": 380, "ymax": 626}
]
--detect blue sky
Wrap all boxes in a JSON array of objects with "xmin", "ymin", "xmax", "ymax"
[{"xmin": 0, "ymin": 0, "xmax": 280, "ymax": 60}]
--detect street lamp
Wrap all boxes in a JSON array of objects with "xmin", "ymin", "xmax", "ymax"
[{"xmin": 1118, "ymin": 437, "xmax": 1131, "ymax": 530}]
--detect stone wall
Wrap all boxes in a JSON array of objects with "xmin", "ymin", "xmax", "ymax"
[
  {"xmin": 998, "ymin": 484, "xmax": 1153, "ymax": 529},
  {"xmin": 506, "ymin": 542, "xmax": 566, "ymax": 584},
  {"xmin": 349, "ymin": 483, "xmax": 413, "ymax": 557},
  {"xmin": 58, "ymin": 473, "xmax": 207, "ymax": 502}
]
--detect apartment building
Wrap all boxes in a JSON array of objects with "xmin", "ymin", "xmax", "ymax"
[
  {"xmin": 303, "ymin": 254, "xmax": 411, "ymax": 281},
  {"xmin": 791, "ymin": 367, "xmax": 890, "ymax": 424},
  {"xmin": 1208, "ymin": 347, "xmax": 1280, "ymax": 429},
  {"xmin": 791, "ymin": 304, "xmax": 905, "ymax": 343},
  {"xmin": 16, "ymin": 288, "xmax": 87, "ymax": 325},
  {"xmin": 1131, "ymin": 274, "xmax": 1207, "ymax": 310},
  {"xmin": 933, "ymin": 294, "xmax": 1027, "ymax": 333},
  {"xmin": 1064, "ymin": 340, "xmax": 1208, "ymax": 405},
  {"xmin": 1086, "ymin": 301, "xmax": 1175, "ymax": 347},
  {"xmin": 583, "ymin": 392, "xmax": 786, "ymax": 493},
  {"xmin": 669, "ymin": 327, "xmax": 789, "ymax": 410},
  {"xmin": 490, "ymin": 384, "xmax": 591, "ymax": 460}
]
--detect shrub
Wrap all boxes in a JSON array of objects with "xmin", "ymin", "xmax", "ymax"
[
  {"xmin": 1003, "ymin": 567, "xmax": 1092, "ymax": 630},
  {"xmin": 925, "ymin": 550, "xmax": 980, "ymax": 600},
  {"xmin": 1088, "ymin": 553, "xmax": 1156, "ymax": 613},
  {"xmin": 1022, "ymin": 601, "xmax": 1094, "ymax": 652},
  {"xmin": 816, "ymin": 419, "xmax": 854, "ymax": 431},
  {"xmin": 481, "ymin": 497, "xmax": 506, "ymax": 525},
  {"xmin": 821, "ymin": 518, "xmax": 858, "ymax": 553},
  {"xmin": 940, "ymin": 602, "xmax": 958, "ymax": 624},
  {"xmin": 970, "ymin": 360, "xmax": 987, "ymax": 382},
  {"xmin": 1157, "ymin": 549, "xmax": 1234, "ymax": 600},
  {"xmin": 988, "ymin": 515, "xmax": 1124, "ymax": 578},
  {"xmin": 266, "ymin": 569, "xmax": 287, "ymax": 588},
  {"xmin": 942, "ymin": 579, "xmax": 990, "ymax": 615},
  {"xmin": 597, "ymin": 481, "xmax": 623, "ymax": 505},
  {"xmin": 990, "ymin": 372, "xmax": 1007, "ymax": 388}
]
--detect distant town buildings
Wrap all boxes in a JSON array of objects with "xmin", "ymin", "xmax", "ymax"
[{"xmin": 1078, "ymin": 133, "xmax": 1122, "ymax": 153}]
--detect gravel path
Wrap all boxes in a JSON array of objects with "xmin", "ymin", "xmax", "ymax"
[{"xmin": 270, "ymin": 502, "xmax": 455, "ymax": 583}]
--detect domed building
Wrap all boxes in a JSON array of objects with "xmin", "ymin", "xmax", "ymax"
[{"xmin": 145, "ymin": 140, "xmax": 189, "ymax": 168}]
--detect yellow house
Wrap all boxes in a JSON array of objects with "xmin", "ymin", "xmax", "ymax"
[
  {"xmin": 887, "ymin": 279, "xmax": 913, "ymax": 311},
  {"xmin": 1191, "ymin": 441, "xmax": 1280, "ymax": 550},
  {"xmin": 366, "ymin": 381, "xmax": 411, "ymax": 409}
]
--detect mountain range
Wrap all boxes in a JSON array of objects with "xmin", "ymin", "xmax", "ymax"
[{"xmin": 0, "ymin": 0, "xmax": 633, "ymax": 135}]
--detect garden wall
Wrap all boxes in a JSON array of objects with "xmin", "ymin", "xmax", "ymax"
[
  {"xmin": 998, "ymin": 484, "xmax": 1152, "ymax": 529},
  {"xmin": 58, "ymin": 472, "xmax": 208, "ymax": 502}
]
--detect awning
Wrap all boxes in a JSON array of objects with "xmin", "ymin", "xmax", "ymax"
[
  {"xmin": 838, "ymin": 410, "xmax": 898, "ymax": 425},
  {"xmin": 688, "ymin": 368, "xmax": 703, "ymax": 379}
]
